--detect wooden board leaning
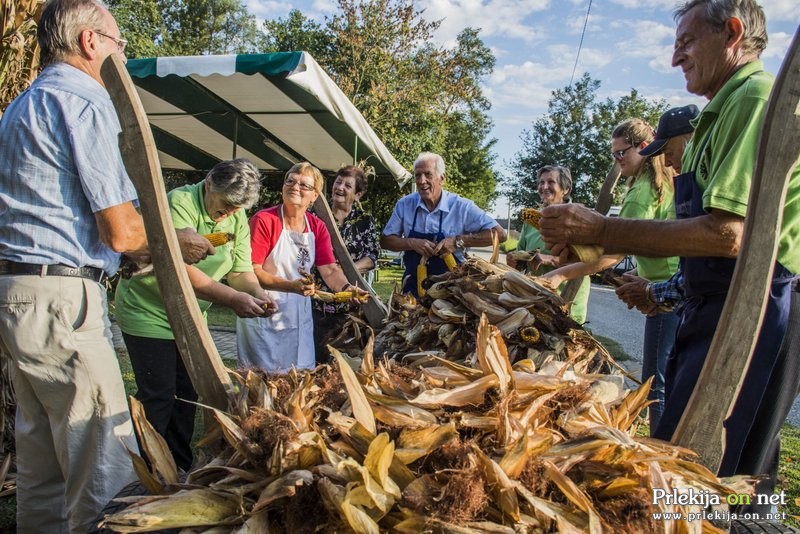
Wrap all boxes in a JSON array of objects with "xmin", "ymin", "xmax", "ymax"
[{"xmin": 100, "ymin": 54, "xmax": 234, "ymax": 412}]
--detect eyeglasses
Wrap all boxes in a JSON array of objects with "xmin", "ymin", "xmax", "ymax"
[
  {"xmin": 284, "ymin": 176, "xmax": 316, "ymax": 192},
  {"xmin": 611, "ymin": 145, "xmax": 635, "ymax": 161},
  {"xmin": 94, "ymin": 30, "xmax": 127, "ymax": 53}
]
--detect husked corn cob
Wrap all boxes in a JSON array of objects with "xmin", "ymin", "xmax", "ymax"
[
  {"xmin": 314, "ymin": 290, "xmax": 369, "ymax": 303},
  {"xmin": 520, "ymin": 208, "xmax": 542, "ymax": 228},
  {"xmin": 417, "ymin": 264, "xmax": 427, "ymax": 297},
  {"xmin": 442, "ymin": 253, "xmax": 458, "ymax": 271},
  {"xmin": 203, "ymin": 232, "xmax": 235, "ymax": 246}
]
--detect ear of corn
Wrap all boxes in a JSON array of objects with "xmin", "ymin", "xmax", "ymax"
[
  {"xmin": 416, "ymin": 263, "xmax": 427, "ymax": 297},
  {"xmin": 442, "ymin": 253, "xmax": 458, "ymax": 271},
  {"xmin": 314, "ymin": 290, "xmax": 369, "ymax": 303},
  {"xmin": 203, "ymin": 232, "xmax": 235, "ymax": 247},
  {"xmin": 519, "ymin": 208, "xmax": 602, "ymax": 263}
]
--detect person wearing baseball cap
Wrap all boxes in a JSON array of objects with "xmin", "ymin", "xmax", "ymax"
[{"xmin": 638, "ymin": 104, "xmax": 700, "ymax": 173}]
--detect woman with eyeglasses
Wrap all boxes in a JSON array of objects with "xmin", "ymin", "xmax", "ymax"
[
  {"xmin": 237, "ymin": 162, "xmax": 367, "ymax": 372},
  {"xmin": 311, "ymin": 165, "xmax": 379, "ymax": 364},
  {"xmin": 540, "ymin": 118, "xmax": 679, "ymax": 433}
]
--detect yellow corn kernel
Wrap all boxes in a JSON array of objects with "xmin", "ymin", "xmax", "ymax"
[
  {"xmin": 520, "ymin": 208, "xmax": 541, "ymax": 229},
  {"xmin": 333, "ymin": 291, "xmax": 368, "ymax": 303},
  {"xmin": 442, "ymin": 253, "xmax": 457, "ymax": 271},
  {"xmin": 203, "ymin": 232, "xmax": 235, "ymax": 246},
  {"xmin": 417, "ymin": 264, "xmax": 427, "ymax": 297}
]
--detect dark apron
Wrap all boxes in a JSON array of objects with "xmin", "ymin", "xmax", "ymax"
[
  {"xmin": 654, "ymin": 170, "xmax": 793, "ymax": 477},
  {"xmin": 402, "ymin": 210, "xmax": 450, "ymax": 298}
]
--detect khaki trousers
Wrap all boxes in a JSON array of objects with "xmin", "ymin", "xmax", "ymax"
[{"xmin": 0, "ymin": 275, "xmax": 137, "ymax": 533}]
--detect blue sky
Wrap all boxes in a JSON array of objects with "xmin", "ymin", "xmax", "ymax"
[{"xmin": 246, "ymin": 0, "xmax": 798, "ymax": 216}]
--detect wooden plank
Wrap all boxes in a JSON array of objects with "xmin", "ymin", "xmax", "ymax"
[
  {"xmin": 594, "ymin": 162, "xmax": 621, "ymax": 216},
  {"xmin": 101, "ymin": 54, "xmax": 234, "ymax": 411},
  {"xmin": 671, "ymin": 28, "xmax": 800, "ymax": 470},
  {"xmin": 313, "ymin": 195, "xmax": 388, "ymax": 329}
]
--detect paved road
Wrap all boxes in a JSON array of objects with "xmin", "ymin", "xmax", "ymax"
[{"xmin": 583, "ymin": 282, "xmax": 800, "ymax": 427}]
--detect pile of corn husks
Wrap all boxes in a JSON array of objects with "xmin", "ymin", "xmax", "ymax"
[
  {"xmin": 99, "ymin": 314, "xmax": 749, "ymax": 533},
  {"xmin": 375, "ymin": 256, "xmax": 616, "ymax": 375}
]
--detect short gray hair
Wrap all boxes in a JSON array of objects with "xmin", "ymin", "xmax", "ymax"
[
  {"xmin": 39, "ymin": 0, "xmax": 107, "ymax": 66},
  {"xmin": 537, "ymin": 165, "xmax": 573, "ymax": 203},
  {"xmin": 414, "ymin": 152, "xmax": 446, "ymax": 176},
  {"xmin": 674, "ymin": 0, "xmax": 767, "ymax": 56},
  {"xmin": 206, "ymin": 158, "xmax": 262, "ymax": 209}
]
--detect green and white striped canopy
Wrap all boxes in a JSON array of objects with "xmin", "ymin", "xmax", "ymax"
[{"xmin": 126, "ymin": 51, "xmax": 411, "ymax": 185}]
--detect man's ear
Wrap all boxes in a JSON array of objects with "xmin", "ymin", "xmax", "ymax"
[
  {"xmin": 77, "ymin": 28, "xmax": 100, "ymax": 59},
  {"xmin": 725, "ymin": 17, "xmax": 745, "ymax": 49}
]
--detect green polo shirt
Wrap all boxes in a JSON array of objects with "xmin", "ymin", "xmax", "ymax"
[
  {"xmin": 682, "ymin": 60, "xmax": 800, "ymax": 275},
  {"xmin": 618, "ymin": 172, "xmax": 680, "ymax": 283},
  {"xmin": 114, "ymin": 181, "xmax": 254, "ymax": 339},
  {"xmin": 517, "ymin": 223, "xmax": 591, "ymax": 324}
]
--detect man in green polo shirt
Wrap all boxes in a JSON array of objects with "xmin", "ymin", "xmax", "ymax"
[{"xmin": 538, "ymin": 0, "xmax": 799, "ymax": 507}]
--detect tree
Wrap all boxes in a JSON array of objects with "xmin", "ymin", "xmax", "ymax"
[
  {"xmin": 110, "ymin": 0, "xmax": 258, "ymax": 57},
  {"xmin": 504, "ymin": 73, "xmax": 668, "ymax": 209},
  {"xmin": 258, "ymin": 2, "xmax": 498, "ymax": 226}
]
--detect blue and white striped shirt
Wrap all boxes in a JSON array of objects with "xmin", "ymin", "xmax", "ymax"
[{"xmin": 0, "ymin": 63, "xmax": 138, "ymax": 275}]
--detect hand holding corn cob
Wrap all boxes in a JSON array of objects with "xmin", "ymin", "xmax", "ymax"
[
  {"xmin": 120, "ymin": 232, "xmax": 233, "ymax": 278},
  {"xmin": 520, "ymin": 208, "xmax": 603, "ymax": 264},
  {"xmin": 293, "ymin": 270, "xmax": 316, "ymax": 296},
  {"xmin": 176, "ymin": 228, "xmax": 218, "ymax": 264}
]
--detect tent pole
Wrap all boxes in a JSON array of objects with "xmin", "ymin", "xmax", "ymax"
[
  {"xmin": 353, "ymin": 136, "xmax": 358, "ymax": 164},
  {"xmin": 232, "ymin": 114, "xmax": 238, "ymax": 158}
]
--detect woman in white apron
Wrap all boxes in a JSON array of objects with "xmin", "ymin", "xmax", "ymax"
[{"xmin": 237, "ymin": 162, "xmax": 366, "ymax": 371}]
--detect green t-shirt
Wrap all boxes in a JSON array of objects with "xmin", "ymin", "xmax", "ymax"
[
  {"xmin": 682, "ymin": 60, "xmax": 800, "ymax": 275},
  {"xmin": 115, "ymin": 181, "xmax": 254, "ymax": 339},
  {"xmin": 617, "ymin": 173, "xmax": 680, "ymax": 282},
  {"xmin": 517, "ymin": 223, "xmax": 590, "ymax": 324}
]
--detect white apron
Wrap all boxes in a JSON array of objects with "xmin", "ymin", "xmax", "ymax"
[{"xmin": 237, "ymin": 208, "xmax": 316, "ymax": 371}]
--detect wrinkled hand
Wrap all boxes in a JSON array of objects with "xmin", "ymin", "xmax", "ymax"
[
  {"xmin": 506, "ymin": 253, "xmax": 518, "ymax": 270},
  {"xmin": 259, "ymin": 292, "xmax": 278, "ymax": 316},
  {"xmin": 432, "ymin": 235, "xmax": 458, "ymax": 256},
  {"xmin": 410, "ymin": 237, "xmax": 437, "ymax": 257},
  {"xmin": 345, "ymin": 284, "xmax": 370, "ymax": 304},
  {"xmin": 228, "ymin": 291, "xmax": 274, "ymax": 318},
  {"xmin": 292, "ymin": 276, "xmax": 316, "ymax": 296},
  {"xmin": 539, "ymin": 204, "xmax": 605, "ymax": 251},
  {"xmin": 615, "ymin": 273, "xmax": 651, "ymax": 311},
  {"xmin": 175, "ymin": 228, "xmax": 215, "ymax": 264},
  {"xmin": 538, "ymin": 271, "xmax": 564, "ymax": 292},
  {"xmin": 529, "ymin": 252, "xmax": 558, "ymax": 271}
]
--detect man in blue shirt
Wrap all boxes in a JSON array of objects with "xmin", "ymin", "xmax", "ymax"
[
  {"xmin": 0, "ymin": 1, "xmax": 212, "ymax": 531},
  {"xmin": 381, "ymin": 152, "xmax": 506, "ymax": 297}
]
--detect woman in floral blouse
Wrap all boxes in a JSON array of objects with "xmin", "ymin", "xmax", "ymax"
[{"xmin": 313, "ymin": 165, "xmax": 379, "ymax": 363}]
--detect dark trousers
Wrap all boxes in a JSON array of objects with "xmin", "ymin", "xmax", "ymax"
[
  {"xmin": 654, "ymin": 276, "xmax": 792, "ymax": 477},
  {"xmin": 312, "ymin": 309, "xmax": 350, "ymax": 365},
  {"xmin": 122, "ymin": 333, "xmax": 197, "ymax": 471},
  {"xmin": 736, "ymin": 281, "xmax": 800, "ymax": 513}
]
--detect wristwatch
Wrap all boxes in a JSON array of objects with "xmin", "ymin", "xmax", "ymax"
[{"xmin": 454, "ymin": 235, "xmax": 465, "ymax": 250}]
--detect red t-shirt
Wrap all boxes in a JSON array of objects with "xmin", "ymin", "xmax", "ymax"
[{"xmin": 249, "ymin": 205, "xmax": 336, "ymax": 267}]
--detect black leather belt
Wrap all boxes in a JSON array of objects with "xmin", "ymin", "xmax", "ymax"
[{"xmin": 0, "ymin": 260, "xmax": 108, "ymax": 284}]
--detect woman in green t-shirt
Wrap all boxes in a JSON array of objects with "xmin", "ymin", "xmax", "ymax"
[
  {"xmin": 506, "ymin": 165, "xmax": 590, "ymax": 323},
  {"xmin": 541, "ymin": 118, "xmax": 679, "ymax": 433}
]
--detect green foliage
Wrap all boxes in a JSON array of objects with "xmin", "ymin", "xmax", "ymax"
[
  {"xmin": 259, "ymin": 1, "xmax": 499, "ymax": 220},
  {"xmin": 504, "ymin": 73, "xmax": 668, "ymax": 209},
  {"xmin": 110, "ymin": 0, "xmax": 258, "ymax": 57}
]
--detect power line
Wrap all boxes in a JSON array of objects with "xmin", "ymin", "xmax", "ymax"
[{"xmin": 570, "ymin": 0, "xmax": 593, "ymax": 86}]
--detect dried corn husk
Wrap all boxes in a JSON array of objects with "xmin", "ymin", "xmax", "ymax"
[{"xmin": 101, "ymin": 317, "xmax": 750, "ymax": 533}]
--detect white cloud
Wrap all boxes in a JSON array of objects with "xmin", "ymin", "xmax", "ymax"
[
  {"xmin": 245, "ymin": 0, "xmax": 294, "ymax": 21},
  {"xmin": 421, "ymin": 0, "xmax": 551, "ymax": 44},
  {"xmin": 762, "ymin": 0, "xmax": 800, "ymax": 22},
  {"xmin": 608, "ymin": 0, "xmax": 672, "ymax": 9},
  {"xmin": 763, "ymin": 31, "xmax": 793, "ymax": 60}
]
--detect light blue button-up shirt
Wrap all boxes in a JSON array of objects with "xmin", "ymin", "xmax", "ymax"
[
  {"xmin": 382, "ymin": 190, "xmax": 498, "ymax": 259},
  {"xmin": 0, "ymin": 63, "xmax": 138, "ymax": 275}
]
